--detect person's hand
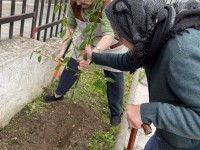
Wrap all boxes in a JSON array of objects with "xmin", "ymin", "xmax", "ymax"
[
  {"xmin": 78, "ymin": 58, "xmax": 91, "ymax": 70},
  {"xmin": 126, "ymin": 104, "xmax": 143, "ymax": 129},
  {"xmin": 78, "ymin": 45, "xmax": 93, "ymax": 70},
  {"xmin": 84, "ymin": 45, "xmax": 93, "ymax": 60},
  {"xmin": 56, "ymin": 51, "xmax": 64, "ymax": 62}
]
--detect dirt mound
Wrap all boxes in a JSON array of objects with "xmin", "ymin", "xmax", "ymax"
[{"xmin": 0, "ymin": 101, "xmax": 108, "ymax": 150}]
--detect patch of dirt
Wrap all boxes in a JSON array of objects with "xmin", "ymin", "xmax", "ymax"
[{"xmin": 0, "ymin": 101, "xmax": 109, "ymax": 150}]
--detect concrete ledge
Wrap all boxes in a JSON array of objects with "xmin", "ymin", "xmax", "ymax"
[
  {"xmin": 0, "ymin": 36, "xmax": 62, "ymax": 128},
  {"xmin": 114, "ymin": 69, "xmax": 140, "ymax": 150}
]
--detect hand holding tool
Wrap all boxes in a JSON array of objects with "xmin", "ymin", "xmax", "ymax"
[{"xmin": 127, "ymin": 124, "xmax": 152, "ymax": 150}]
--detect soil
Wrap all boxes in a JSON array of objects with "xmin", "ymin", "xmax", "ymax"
[{"xmin": 0, "ymin": 100, "xmax": 109, "ymax": 150}]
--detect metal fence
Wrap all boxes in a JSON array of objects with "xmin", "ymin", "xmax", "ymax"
[{"xmin": 0, "ymin": 0, "xmax": 68, "ymax": 42}]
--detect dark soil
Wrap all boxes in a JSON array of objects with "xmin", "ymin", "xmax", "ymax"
[{"xmin": 0, "ymin": 100, "xmax": 109, "ymax": 150}]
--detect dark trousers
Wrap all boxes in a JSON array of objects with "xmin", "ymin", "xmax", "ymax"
[
  {"xmin": 56, "ymin": 57, "xmax": 124, "ymax": 116},
  {"xmin": 144, "ymin": 133, "xmax": 158, "ymax": 150}
]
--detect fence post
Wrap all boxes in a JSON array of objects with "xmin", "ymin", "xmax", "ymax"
[
  {"xmin": 31, "ymin": 0, "xmax": 39, "ymax": 39},
  {"xmin": 0, "ymin": 0, "xmax": 2, "ymax": 40},
  {"xmin": 9, "ymin": 0, "xmax": 15, "ymax": 39}
]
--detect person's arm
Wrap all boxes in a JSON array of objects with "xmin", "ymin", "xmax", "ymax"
[
  {"xmin": 141, "ymin": 45, "xmax": 200, "ymax": 139},
  {"xmin": 78, "ymin": 44, "xmax": 135, "ymax": 71},
  {"xmin": 57, "ymin": 28, "xmax": 74, "ymax": 60},
  {"xmin": 93, "ymin": 9, "xmax": 114, "ymax": 53},
  {"xmin": 57, "ymin": 3, "xmax": 77, "ymax": 60},
  {"xmin": 93, "ymin": 35, "xmax": 113, "ymax": 53},
  {"xmin": 92, "ymin": 51, "xmax": 135, "ymax": 71}
]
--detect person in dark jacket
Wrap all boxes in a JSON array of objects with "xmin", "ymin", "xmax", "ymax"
[{"xmin": 78, "ymin": 0, "xmax": 200, "ymax": 149}]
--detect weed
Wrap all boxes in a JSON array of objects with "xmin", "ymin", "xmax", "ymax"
[
  {"xmin": 88, "ymin": 126, "xmax": 120, "ymax": 150},
  {"xmin": 25, "ymin": 94, "xmax": 47, "ymax": 115}
]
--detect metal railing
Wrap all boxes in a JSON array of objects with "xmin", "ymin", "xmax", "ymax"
[
  {"xmin": 0, "ymin": 0, "xmax": 68, "ymax": 42},
  {"xmin": 32, "ymin": 0, "xmax": 68, "ymax": 41}
]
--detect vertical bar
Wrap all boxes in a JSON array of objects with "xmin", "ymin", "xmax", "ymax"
[
  {"xmin": 55, "ymin": 0, "xmax": 63, "ymax": 37},
  {"xmin": 37, "ymin": 0, "xmax": 45, "ymax": 40},
  {"xmin": 60, "ymin": 0, "xmax": 68, "ymax": 33},
  {"xmin": 31, "ymin": 0, "xmax": 39, "ymax": 38},
  {"xmin": 20, "ymin": 0, "xmax": 27, "ymax": 36},
  {"xmin": 43, "ymin": 0, "xmax": 52, "ymax": 42},
  {"xmin": 50, "ymin": 0, "xmax": 58, "ymax": 38},
  {"xmin": 9, "ymin": 0, "xmax": 15, "ymax": 39},
  {"xmin": 0, "ymin": 0, "xmax": 2, "ymax": 40}
]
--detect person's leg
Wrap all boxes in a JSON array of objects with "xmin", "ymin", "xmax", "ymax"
[
  {"xmin": 144, "ymin": 132, "xmax": 158, "ymax": 150},
  {"xmin": 44, "ymin": 58, "xmax": 79, "ymax": 102},
  {"xmin": 55, "ymin": 58, "xmax": 79, "ymax": 95},
  {"xmin": 104, "ymin": 70, "xmax": 124, "ymax": 125}
]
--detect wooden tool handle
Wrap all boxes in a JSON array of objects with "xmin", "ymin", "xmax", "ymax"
[
  {"xmin": 127, "ymin": 124, "xmax": 152, "ymax": 150},
  {"xmin": 142, "ymin": 124, "xmax": 152, "ymax": 135},
  {"xmin": 127, "ymin": 128, "xmax": 138, "ymax": 150}
]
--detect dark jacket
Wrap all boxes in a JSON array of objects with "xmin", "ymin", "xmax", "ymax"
[{"xmin": 92, "ymin": 28, "xmax": 200, "ymax": 149}]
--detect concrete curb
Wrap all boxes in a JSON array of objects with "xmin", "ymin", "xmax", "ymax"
[{"xmin": 113, "ymin": 69, "xmax": 140, "ymax": 150}]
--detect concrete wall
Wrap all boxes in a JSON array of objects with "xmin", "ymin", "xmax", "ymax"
[{"xmin": 0, "ymin": 36, "xmax": 63, "ymax": 128}]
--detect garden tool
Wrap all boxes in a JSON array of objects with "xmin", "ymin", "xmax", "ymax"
[
  {"xmin": 127, "ymin": 124, "xmax": 152, "ymax": 150},
  {"xmin": 43, "ymin": 39, "xmax": 72, "ymax": 95}
]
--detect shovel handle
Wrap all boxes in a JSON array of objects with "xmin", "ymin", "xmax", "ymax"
[
  {"xmin": 127, "ymin": 124, "xmax": 152, "ymax": 150},
  {"xmin": 53, "ymin": 62, "xmax": 62, "ymax": 78}
]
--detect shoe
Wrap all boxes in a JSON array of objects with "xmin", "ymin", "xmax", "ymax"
[
  {"xmin": 44, "ymin": 94, "xmax": 64, "ymax": 103},
  {"xmin": 110, "ymin": 115, "xmax": 121, "ymax": 126}
]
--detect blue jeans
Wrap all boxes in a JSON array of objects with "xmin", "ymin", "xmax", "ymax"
[
  {"xmin": 144, "ymin": 133, "xmax": 158, "ymax": 150},
  {"xmin": 56, "ymin": 57, "xmax": 124, "ymax": 116}
]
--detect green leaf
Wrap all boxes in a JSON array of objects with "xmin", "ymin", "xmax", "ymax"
[
  {"xmin": 89, "ymin": 35, "xmax": 96, "ymax": 45},
  {"xmin": 96, "ymin": 1, "xmax": 103, "ymax": 10},
  {"xmin": 83, "ymin": 24, "xmax": 92, "ymax": 33},
  {"xmin": 63, "ymin": 57, "xmax": 70, "ymax": 64},
  {"xmin": 60, "ymin": 28, "xmax": 66, "ymax": 38},
  {"xmin": 54, "ymin": 4, "xmax": 60, "ymax": 14},
  {"xmin": 91, "ymin": 23, "xmax": 97, "ymax": 31},
  {"xmin": 78, "ymin": 41, "xmax": 87, "ymax": 51},
  {"xmin": 30, "ymin": 51, "xmax": 34, "ymax": 59},
  {"xmin": 62, "ymin": 17, "xmax": 67, "ymax": 27},
  {"xmin": 106, "ymin": 77, "xmax": 115, "ymax": 83},
  {"xmin": 85, "ymin": 10, "xmax": 94, "ymax": 15},
  {"xmin": 38, "ymin": 56, "xmax": 42, "ymax": 63},
  {"xmin": 90, "ymin": 15, "xmax": 98, "ymax": 22},
  {"xmin": 93, "ymin": 80, "xmax": 107, "ymax": 96},
  {"xmin": 94, "ymin": 71, "xmax": 101, "ymax": 76}
]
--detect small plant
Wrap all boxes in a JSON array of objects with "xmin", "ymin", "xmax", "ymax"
[
  {"xmin": 25, "ymin": 94, "xmax": 47, "ymax": 115},
  {"xmin": 30, "ymin": 0, "xmax": 113, "ymax": 101},
  {"xmin": 88, "ymin": 126, "xmax": 120, "ymax": 150}
]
